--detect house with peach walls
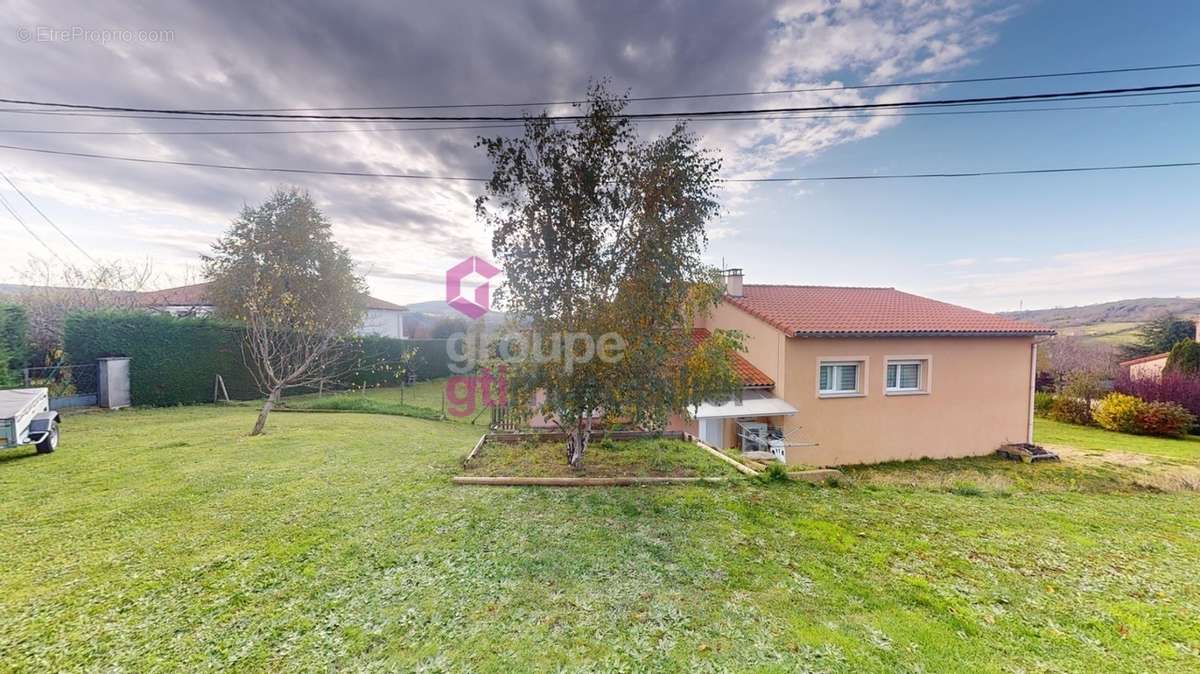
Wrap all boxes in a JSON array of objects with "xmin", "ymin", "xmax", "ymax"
[
  {"xmin": 678, "ymin": 270, "xmax": 1055, "ymax": 467},
  {"xmin": 1118, "ymin": 319, "xmax": 1200, "ymax": 380}
]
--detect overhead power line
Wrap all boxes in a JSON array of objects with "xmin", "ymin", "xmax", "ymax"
[
  {"xmin": 2, "ymin": 83, "xmax": 1199, "ymax": 122},
  {"xmin": 0, "ymin": 170, "xmax": 97, "ymax": 264},
  {"xmin": 3, "ymin": 87, "xmax": 1196, "ymax": 124},
  {"xmin": 20, "ymin": 62, "xmax": 1200, "ymax": 113},
  {"xmin": 0, "ymin": 140, "xmax": 1197, "ymax": 184},
  {"xmin": 0, "ymin": 142, "xmax": 488, "ymax": 181},
  {"xmin": 211, "ymin": 62, "xmax": 1200, "ymax": 110},
  {"xmin": 2, "ymin": 98, "xmax": 1199, "ymax": 137},
  {"xmin": 0, "ymin": 189, "xmax": 68, "ymax": 265}
]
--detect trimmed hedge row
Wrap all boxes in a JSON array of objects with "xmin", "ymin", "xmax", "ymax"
[
  {"xmin": 0, "ymin": 304, "xmax": 29, "ymax": 371},
  {"xmin": 64, "ymin": 310, "xmax": 452, "ymax": 406}
]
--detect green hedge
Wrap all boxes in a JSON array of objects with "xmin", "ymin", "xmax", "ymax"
[
  {"xmin": 65, "ymin": 311, "xmax": 257, "ymax": 406},
  {"xmin": 64, "ymin": 310, "xmax": 453, "ymax": 406},
  {"xmin": 0, "ymin": 304, "xmax": 29, "ymax": 371}
]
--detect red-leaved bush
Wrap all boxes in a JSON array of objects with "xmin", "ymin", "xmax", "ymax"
[
  {"xmin": 1115, "ymin": 371, "xmax": 1200, "ymax": 431},
  {"xmin": 1134, "ymin": 401, "xmax": 1195, "ymax": 437}
]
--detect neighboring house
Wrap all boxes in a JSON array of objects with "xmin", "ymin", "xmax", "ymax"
[
  {"xmin": 136, "ymin": 282, "xmax": 408, "ymax": 338},
  {"xmin": 673, "ymin": 270, "xmax": 1055, "ymax": 467},
  {"xmin": 1118, "ymin": 319, "xmax": 1200, "ymax": 380},
  {"xmin": 1120, "ymin": 352, "xmax": 1171, "ymax": 381}
]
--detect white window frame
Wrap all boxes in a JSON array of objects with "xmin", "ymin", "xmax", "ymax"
[
  {"xmin": 817, "ymin": 357, "xmax": 867, "ymax": 398},
  {"xmin": 884, "ymin": 356, "xmax": 932, "ymax": 396}
]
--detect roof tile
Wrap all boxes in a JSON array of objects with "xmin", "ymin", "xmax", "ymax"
[
  {"xmin": 692, "ymin": 328, "xmax": 774, "ymax": 387},
  {"xmin": 136, "ymin": 281, "xmax": 406, "ymax": 311},
  {"xmin": 726, "ymin": 285, "xmax": 1053, "ymax": 336}
]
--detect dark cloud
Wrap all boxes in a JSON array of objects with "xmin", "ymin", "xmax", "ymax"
[{"xmin": 1, "ymin": 0, "xmax": 1009, "ymax": 297}]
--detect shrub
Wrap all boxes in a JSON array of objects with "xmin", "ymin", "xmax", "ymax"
[
  {"xmin": 1034, "ymin": 391, "xmax": 1056, "ymax": 417},
  {"xmin": 1165, "ymin": 339, "xmax": 1200, "ymax": 375},
  {"xmin": 1093, "ymin": 393, "xmax": 1145, "ymax": 433},
  {"xmin": 758, "ymin": 462, "xmax": 790, "ymax": 483},
  {"xmin": 1034, "ymin": 371, "xmax": 1056, "ymax": 392},
  {"xmin": 0, "ymin": 345, "xmax": 15, "ymax": 387},
  {"xmin": 1049, "ymin": 396, "xmax": 1092, "ymax": 425},
  {"xmin": 1115, "ymin": 371, "xmax": 1200, "ymax": 427},
  {"xmin": 1134, "ymin": 401, "xmax": 1196, "ymax": 438},
  {"xmin": 0, "ymin": 304, "xmax": 29, "ymax": 371},
  {"xmin": 1062, "ymin": 371, "xmax": 1104, "ymax": 404}
]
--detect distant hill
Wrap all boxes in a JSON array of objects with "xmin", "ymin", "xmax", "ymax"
[
  {"xmin": 403, "ymin": 300, "xmax": 507, "ymax": 338},
  {"xmin": 1001, "ymin": 297, "xmax": 1200, "ymax": 328},
  {"xmin": 404, "ymin": 300, "xmax": 458, "ymax": 316},
  {"xmin": 1001, "ymin": 297, "xmax": 1200, "ymax": 346}
]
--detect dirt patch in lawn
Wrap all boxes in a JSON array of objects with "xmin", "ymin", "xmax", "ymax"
[
  {"xmin": 846, "ymin": 444, "xmax": 1200, "ymax": 495},
  {"xmin": 462, "ymin": 437, "xmax": 740, "ymax": 479},
  {"xmin": 1048, "ymin": 444, "xmax": 1153, "ymax": 467},
  {"xmin": 1051, "ymin": 444, "xmax": 1200, "ymax": 492}
]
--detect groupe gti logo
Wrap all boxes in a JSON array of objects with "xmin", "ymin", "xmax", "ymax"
[{"xmin": 445, "ymin": 256, "xmax": 501, "ymax": 320}]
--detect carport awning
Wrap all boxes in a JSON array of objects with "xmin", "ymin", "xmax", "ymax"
[{"xmin": 692, "ymin": 390, "xmax": 798, "ymax": 419}]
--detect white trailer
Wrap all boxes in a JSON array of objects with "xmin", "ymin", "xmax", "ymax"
[{"xmin": 0, "ymin": 388, "xmax": 60, "ymax": 453}]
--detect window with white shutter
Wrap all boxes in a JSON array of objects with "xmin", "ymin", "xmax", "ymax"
[
  {"xmin": 818, "ymin": 362, "xmax": 862, "ymax": 395},
  {"xmin": 885, "ymin": 359, "xmax": 928, "ymax": 393}
]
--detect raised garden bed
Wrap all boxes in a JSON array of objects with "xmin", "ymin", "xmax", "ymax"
[{"xmin": 461, "ymin": 436, "xmax": 741, "ymax": 480}]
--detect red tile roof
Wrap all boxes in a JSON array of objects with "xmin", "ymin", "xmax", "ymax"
[
  {"xmin": 137, "ymin": 282, "xmax": 406, "ymax": 311},
  {"xmin": 1119, "ymin": 352, "xmax": 1168, "ymax": 367},
  {"xmin": 725, "ymin": 285, "xmax": 1053, "ymax": 337},
  {"xmin": 136, "ymin": 282, "xmax": 210, "ymax": 307},
  {"xmin": 692, "ymin": 328, "xmax": 774, "ymax": 388}
]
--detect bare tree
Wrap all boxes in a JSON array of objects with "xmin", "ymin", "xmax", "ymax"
[
  {"xmin": 1039, "ymin": 335, "xmax": 1117, "ymax": 385},
  {"xmin": 204, "ymin": 188, "xmax": 366, "ymax": 435},
  {"xmin": 7, "ymin": 257, "xmax": 154, "ymax": 364}
]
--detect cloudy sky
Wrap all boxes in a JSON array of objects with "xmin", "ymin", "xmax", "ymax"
[{"xmin": 0, "ymin": 0, "xmax": 1197, "ymax": 311}]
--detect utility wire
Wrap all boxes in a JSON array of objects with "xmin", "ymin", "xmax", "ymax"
[
  {"xmin": 2, "ymin": 83, "xmax": 1199, "ymax": 122},
  {"xmin": 0, "ymin": 141, "xmax": 1196, "ymax": 184},
  {"xmin": 0, "ymin": 97, "xmax": 1195, "ymax": 137},
  {"xmin": 0, "ymin": 170, "xmax": 97, "ymax": 264},
  {"xmin": 0, "ymin": 142, "xmax": 488, "ymax": 181},
  {"xmin": 2, "ymin": 97, "xmax": 1200, "ymax": 137},
  {"xmin": 30, "ymin": 62, "xmax": 1200, "ymax": 112},
  {"xmin": 0, "ymin": 189, "xmax": 69, "ymax": 265},
  {"xmin": 4, "ymin": 87, "xmax": 1198, "ymax": 123}
]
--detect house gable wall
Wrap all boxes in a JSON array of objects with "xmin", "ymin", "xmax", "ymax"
[{"xmin": 778, "ymin": 335, "xmax": 1033, "ymax": 466}]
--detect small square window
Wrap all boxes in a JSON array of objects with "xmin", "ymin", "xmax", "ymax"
[
  {"xmin": 819, "ymin": 362, "xmax": 861, "ymax": 395},
  {"xmin": 886, "ymin": 360, "xmax": 926, "ymax": 393}
]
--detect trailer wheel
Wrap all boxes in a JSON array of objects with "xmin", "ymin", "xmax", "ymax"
[{"xmin": 35, "ymin": 421, "xmax": 58, "ymax": 453}]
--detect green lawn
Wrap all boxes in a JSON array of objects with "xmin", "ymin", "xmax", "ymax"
[
  {"xmin": 1, "ymin": 407, "xmax": 1198, "ymax": 672},
  {"xmin": 285, "ymin": 378, "xmax": 491, "ymax": 426},
  {"xmin": 1036, "ymin": 417, "xmax": 1200, "ymax": 461}
]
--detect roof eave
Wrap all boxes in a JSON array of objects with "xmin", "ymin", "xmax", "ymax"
[{"xmin": 790, "ymin": 329, "xmax": 1057, "ymax": 338}]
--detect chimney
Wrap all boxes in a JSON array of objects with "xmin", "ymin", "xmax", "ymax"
[
  {"xmin": 723, "ymin": 268, "xmax": 744, "ymax": 297},
  {"xmin": 1194, "ymin": 316, "xmax": 1200, "ymax": 341}
]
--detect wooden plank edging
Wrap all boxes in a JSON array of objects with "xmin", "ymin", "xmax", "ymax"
[
  {"xmin": 465, "ymin": 434, "xmax": 487, "ymax": 463},
  {"xmin": 452, "ymin": 476, "xmax": 732, "ymax": 487},
  {"xmin": 689, "ymin": 436, "xmax": 758, "ymax": 476}
]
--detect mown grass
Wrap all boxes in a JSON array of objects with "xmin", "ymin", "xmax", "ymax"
[
  {"xmin": 464, "ymin": 438, "xmax": 738, "ymax": 478},
  {"xmin": 283, "ymin": 394, "xmax": 444, "ymax": 420},
  {"xmin": 285, "ymin": 378, "xmax": 491, "ymax": 426},
  {"xmin": 1036, "ymin": 417, "xmax": 1200, "ymax": 461},
  {"xmin": 0, "ymin": 406, "xmax": 1198, "ymax": 672}
]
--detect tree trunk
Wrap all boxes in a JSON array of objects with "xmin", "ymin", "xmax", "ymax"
[
  {"xmin": 251, "ymin": 389, "xmax": 280, "ymax": 436},
  {"xmin": 565, "ymin": 416, "xmax": 592, "ymax": 469}
]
